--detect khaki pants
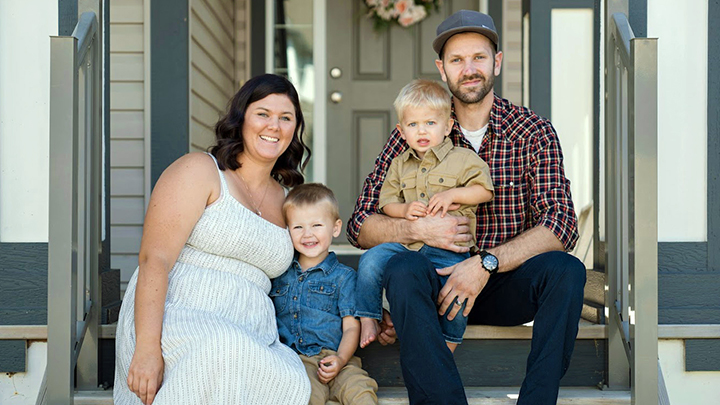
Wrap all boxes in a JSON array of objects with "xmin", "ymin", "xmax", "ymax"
[{"xmin": 300, "ymin": 349, "xmax": 378, "ymax": 405}]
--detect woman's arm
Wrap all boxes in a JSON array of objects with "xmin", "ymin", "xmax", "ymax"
[{"xmin": 127, "ymin": 153, "xmax": 217, "ymax": 405}]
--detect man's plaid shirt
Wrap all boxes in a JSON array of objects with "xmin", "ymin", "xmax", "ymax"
[{"xmin": 346, "ymin": 94, "xmax": 579, "ymax": 252}]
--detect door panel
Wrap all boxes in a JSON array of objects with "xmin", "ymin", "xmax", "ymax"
[{"xmin": 326, "ymin": 0, "xmax": 480, "ymax": 239}]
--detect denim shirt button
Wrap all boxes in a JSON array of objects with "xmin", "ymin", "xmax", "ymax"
[
  {"xmin": 299, "ymin": 338, "xmax": 303, "ymax": 343},
  {"xmin": 293, "ymin": 296, "xmax": 298, "ymax": 301},
  {"xmin": 293, "ymin": 313, "xmax": 298, "ymax": 319},
  {"xmin": 298, "ymin": 276, "xmax": 304, "ymax": 282}
]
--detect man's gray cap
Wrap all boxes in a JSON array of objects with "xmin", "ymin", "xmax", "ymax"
[{"xmin": 432, "ymin": 10, "xmax": 499, "ymax": 55}]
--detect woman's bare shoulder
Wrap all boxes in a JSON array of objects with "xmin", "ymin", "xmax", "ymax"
[{"xmin": 154, "ymin": 152, "xmax": 219, "ymax": 194}]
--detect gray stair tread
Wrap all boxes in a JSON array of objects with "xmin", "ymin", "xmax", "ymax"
[
  {"xmin": 98, "ymin": 320, "xmax": 606, "ymax": 340},
  {"xmin": 75, "ymin": 387, "xmax": 630, "ymax": 405},
  {"xmin": 378, "ymin": 387, "xmax": 630, "ymax": 404}
]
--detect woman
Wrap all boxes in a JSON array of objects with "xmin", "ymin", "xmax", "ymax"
[{"xmin": 114, "ymin": 74, "xmax": 312, "ymax": 405}]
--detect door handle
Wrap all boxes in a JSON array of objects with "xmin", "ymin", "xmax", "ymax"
[{"xmin": 330, "ymin": 91, "xmax": 343, "ymax": 104}]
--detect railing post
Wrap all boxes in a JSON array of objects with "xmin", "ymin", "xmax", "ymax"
[
  {"xmin": 47, "ymin": 35, "xmax": 79, "ymax": 405},
  {"xmin": 605, "ymin": 19, "xmax": 631, "ymax": 390},
  {"xmin": 629, "ymin": 36, "xmax": 658, "ymax": 405},
  {"xmin": 75, "ymin": 3, "xmax": 104, "ymax": 390}
]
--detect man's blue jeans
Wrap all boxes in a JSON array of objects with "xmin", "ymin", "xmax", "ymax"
[
  {"xmin": 355, "ymin": 243, "xmax": 470, "ymax": 344},
  {"xmin": 383, "ymin": 250, "xmax": 586, "ymax": 405}
]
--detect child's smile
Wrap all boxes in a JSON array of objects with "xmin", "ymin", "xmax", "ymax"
[{"xmin": 286, "ymin": 202, "xmax": 342, "ymax": 270}]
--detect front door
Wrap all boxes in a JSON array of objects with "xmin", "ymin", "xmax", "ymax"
[{"xmin": 325, "ymin": 0, "xmax": 481, "ymax": 243}]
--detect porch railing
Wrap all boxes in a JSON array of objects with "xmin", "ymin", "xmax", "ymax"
[
  {"xmin": 605, "ymin": 12, "xmax": 667, "ymax": 404},
  {"xmin": 47, "ymin": 10, "xmax": 103, "ymax": 404}
]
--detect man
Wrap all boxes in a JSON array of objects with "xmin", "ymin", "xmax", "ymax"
[{"xmin": 347, "ymin": 10, "xmax": 586, "ymax": 405}]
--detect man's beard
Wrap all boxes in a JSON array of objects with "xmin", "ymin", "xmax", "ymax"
[{"xmin": 447, "ymin": 71, "xmax": 495, "ymax": 105}]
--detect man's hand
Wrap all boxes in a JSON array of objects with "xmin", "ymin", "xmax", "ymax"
[
  {"xmin": 415, "ymin": 214, "xmax": 472, "ymax": 253},
  {"xmin": 317, "ymin": 355, "xmax": 346, "ymax": 384},
  {"xmin": 403, "ymin": 201, "xmax": 428, "ymax": 220},
  {"xmin": 127, "ymin": 344, "xmax": 164, "ymax": 405},
  {"xmin": 427, "ymin": 190, "xmax": 456, "ymax": 217},
  {"xmin": 436, "ymin": 255, "xmax": 489, "ymax": 320},
  {"xmin": 377, "ymin": 309, "xmax": 397, "ymax": 345}
]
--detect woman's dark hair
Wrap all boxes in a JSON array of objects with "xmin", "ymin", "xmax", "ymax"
[{"xmin": 210, "ymin": 74, "xmax": 311, "ymax": 187}]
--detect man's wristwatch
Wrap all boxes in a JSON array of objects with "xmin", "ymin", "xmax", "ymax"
[{"xmin": 479, "ymin": 250, "xmax": 499, "ymax": 275}]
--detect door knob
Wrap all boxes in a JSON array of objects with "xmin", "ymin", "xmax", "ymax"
[{"xmin": 330, "ymin": 91, "xmax": 343, "ymax": 103}]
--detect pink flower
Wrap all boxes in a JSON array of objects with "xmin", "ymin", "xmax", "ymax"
[
  {"xmin": 394, "ymin": 0, "xmax": 410, "ymax": 15},
  {"xmin": 398, "ymin": 4, "xmax": 427, "ymax": 27}
]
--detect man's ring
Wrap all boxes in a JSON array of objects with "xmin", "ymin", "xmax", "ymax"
[{"xmin": 455, "ymin": 298, "xmax": 463, "ymax": 306}]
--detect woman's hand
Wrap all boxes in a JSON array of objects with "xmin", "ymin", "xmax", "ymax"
[
  {"xmin": 127, "ymin": 345, "xmax": 164, "ymax": 405},
  {"xmin": 317, "ymin": 355, "xmax": 346, "ymax": 384}
]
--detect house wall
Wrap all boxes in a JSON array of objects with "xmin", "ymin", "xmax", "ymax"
[
  {"xmin": 659, "ymin": 340, "xmax": 720, "ymax": 405},
  {"xmin": 501, "ymin": 0, "xmax": 522, "ymax": 105},
  {"xmin": 646, "ymin": 0, "xmax": 720, "ymax": 400},
  {"xmin": 189, "ymin": 0, "xmax": 236, "ymax": 152},
  {"xmin": 0, "ymin": 0, "xmax": 55, "ymax": 398},
  {"xmin": 649, "ymin": 0, "xmax": 707, "ymax": 243},
  {"xmin": 109, "ymin": 0, "xmax": 150, "ymax": 291},
  {"xmin": 0, "ymin": 0, "xmax": 58, "ymax": 243}
]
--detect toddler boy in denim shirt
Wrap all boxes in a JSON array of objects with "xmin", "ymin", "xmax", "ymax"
[{"xmin": 271, "ymin": 183, "xmax": 378, "ymax": 405}]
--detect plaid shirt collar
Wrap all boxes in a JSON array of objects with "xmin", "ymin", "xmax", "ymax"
[{"xmin": 449, "ymin": 94, "xmax": 514, "ymax": 145}]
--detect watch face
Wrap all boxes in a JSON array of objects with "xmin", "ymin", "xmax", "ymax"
[{"xmin": 483, "ymin": 254, "xmax": 499, "ymax": 271}]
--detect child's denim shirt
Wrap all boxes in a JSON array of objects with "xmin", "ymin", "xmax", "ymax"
[{"xmin": 271, "ymin": 252, "xmax": 356, "ymax": 356}]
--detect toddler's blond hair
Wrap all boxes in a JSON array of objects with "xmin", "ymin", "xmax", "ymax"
[{"xmin": 393, "ymin": 79, "xmax": 451, "ymax": 123}]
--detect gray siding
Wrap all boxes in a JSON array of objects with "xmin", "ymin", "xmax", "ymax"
[
  {"xmin": 110, "ymin": 0, "xmax": 148, "ymax": 291},
  {"xmin": 190, "ymin": 0, "xmax": 235, "ymax": 152},
  {"xmin": 502, "ymin": 0, "xmax": 522, "ymax": 105}
]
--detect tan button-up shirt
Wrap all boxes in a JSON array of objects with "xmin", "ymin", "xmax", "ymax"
[{"xmin": 379, "ymin": 137, "xmax": 494, "ymax": 250}]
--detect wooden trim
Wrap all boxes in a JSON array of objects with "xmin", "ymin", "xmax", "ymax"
[
  {"xmin": 0, "ymin": 325, "xmax": 47, "ymax": 340},
  {"xmin": 658, "ymin": 324, "xmax": 720, "ymax": 340},
  {"xmin": 5, "ymin": 323, "xmax": 716, "ymax": 341},
  {"xmin": 464, "ymin": 324, "xmax": 607, "ymax": 340}
]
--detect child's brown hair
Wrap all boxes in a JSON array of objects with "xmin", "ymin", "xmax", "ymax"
[{"xmin": 283, "ymin": 183, "xmax": 340, "ymax": 221}]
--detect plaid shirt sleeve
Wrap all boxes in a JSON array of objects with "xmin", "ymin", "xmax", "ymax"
[
  {"xmin": 528, "ymin": 122, "xmax": 579, "ymax": 251},
  {"xmin": 346, "ymin": 128, "xmax": 407, "ymax": 248}
]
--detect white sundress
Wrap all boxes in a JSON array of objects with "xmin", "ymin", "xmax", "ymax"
[{"xmin": 113, "ymin": 154, "xmax": 310, "ymax": 404}]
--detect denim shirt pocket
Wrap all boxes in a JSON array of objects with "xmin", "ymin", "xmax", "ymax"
[
  {"xmin": 307, "ymin": 281, "xmax": 338, "ymax": 313},
  {"xmin": 269, "ymin": 284, "xmax": 290, "ymax": 313}
]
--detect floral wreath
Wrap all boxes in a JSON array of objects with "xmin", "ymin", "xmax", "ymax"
[{"xmin": 364, "ymin": 0, "xmax": 441, "ymax": 30}]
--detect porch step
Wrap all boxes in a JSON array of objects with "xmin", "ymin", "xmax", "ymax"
[
  {"xmin": 96, "ymin": 322, "xmax": 607, "ymax": 389},
  {"xmin": 74, "ymin": 387, "xmax": 631, "ymax": 404}
]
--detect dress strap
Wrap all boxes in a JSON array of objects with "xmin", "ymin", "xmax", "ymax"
[{"xmin": 206, "ymin": 152, "xmax": 231, "ymax": 198}]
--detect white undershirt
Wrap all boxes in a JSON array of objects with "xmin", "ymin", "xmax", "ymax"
[{"xmin": 460, "ymin": 124, "xmax": 488, "ymax": 153}]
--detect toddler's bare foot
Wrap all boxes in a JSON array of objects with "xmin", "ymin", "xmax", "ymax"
[{"xmin": 359, "ymin": 317, "xmax": 380, "ymax": 348}]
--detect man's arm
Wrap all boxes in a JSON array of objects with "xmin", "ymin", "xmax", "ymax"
[
  {"xmin": 436, "ymin": 226, "xmax": 563, "ymax": 319},
  {"xmin": 357, "ymin": 213, "xmax": 472, "ymax": 253},
  {"xmin": 348, "ymin": 128, "xmax": 472, "ymax": 251},
  {"xmin": 437, "ymin": 120, "xmax": 577, "ymax": 319}
]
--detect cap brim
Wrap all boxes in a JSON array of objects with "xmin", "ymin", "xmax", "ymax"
[{"xmin": 432, "ymin": 27, "xmax": 499, "ymax": 55}]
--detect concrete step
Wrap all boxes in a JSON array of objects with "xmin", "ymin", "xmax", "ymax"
[{"xmin": 75, "ymin": 387, "xmax": 631, "ymax": 405}]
